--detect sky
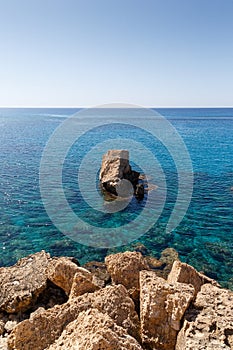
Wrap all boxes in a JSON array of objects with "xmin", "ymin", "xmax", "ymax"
[{"xmin": 0, "ymin": 0, "xmax": 233, "ymax": 107}]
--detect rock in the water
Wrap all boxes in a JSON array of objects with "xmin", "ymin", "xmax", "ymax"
[
  {"xmin": 140, "ymin": 270, "xmax": 194, "ymax": 350},
  {"xmin": 105, "ymin": 251, "xmax": 150, "ymax": 301},
  {"xmin": 47, "ymin": 308, "xmax": 143, "ymax": 350},
  {"xmin": 99, "ymin": 149, "xmax": 141, "ymax": 196},
  {"xmin": 168, "ymin": 260, "xmax": 220, "ymax": 296},
  {"xmin": 0, "ymin": 251, "xmax": 49, "ymax": 313},
  {"xmin": 176, "ymin": 283, "xmax": 233, "ymax": 350}
]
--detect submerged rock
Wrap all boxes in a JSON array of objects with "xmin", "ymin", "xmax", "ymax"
[{"xmin": 99, "ymin": 150, "xmax": 143, "ymax": 198}]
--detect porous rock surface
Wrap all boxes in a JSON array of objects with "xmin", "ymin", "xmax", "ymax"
[
  {"xmin": 105, "ymin": 251, "xmax": 150, "ymax": 301},
  {"xmin": 176, "ymin": 283, "xmax": 233, "ymax": 350},
  {"xmin": 8, "ymin": 284, "xmax": 140, "ymax": 350},
  {"xmin": 168, "ymin": 260, "xmax": 220, "ymax": 296},
  {"xmin": 0, "ymin": 251, "xmax": 49, "ymax": 313},
  {"xmin": 140, "ymin": 270, "xmax": 195, "ymax": 350},
  {"xmin": 0, "ymin": 249, "xmax": 232, "ymax": 350},
  {"xmin": 47, "ymin": 308, "xmax": 143, "ymax": 350}
]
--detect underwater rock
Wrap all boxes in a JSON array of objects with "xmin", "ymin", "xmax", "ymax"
[{"xmin": 99, "ymin": 149, "xmax": 142, "ymax": 197}]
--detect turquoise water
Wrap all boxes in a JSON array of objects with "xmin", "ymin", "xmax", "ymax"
[{"xmin": 0, "ymin": 108, "xmax": 232, "ymax": 288}]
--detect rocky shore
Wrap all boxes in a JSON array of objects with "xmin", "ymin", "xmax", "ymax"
[{"xmin": 0, "ymin": 249, "xmax": 233, "ymax": 350}]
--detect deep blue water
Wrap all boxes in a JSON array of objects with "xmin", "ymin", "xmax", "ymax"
[{"xmin": 0, "ymin": 108, "xmax": 232, "ymax": 288}]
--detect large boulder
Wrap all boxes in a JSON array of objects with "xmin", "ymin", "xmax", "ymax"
[
  {"xmin": 47, "ymin": 257, "xmax": 91, "ymax": 296},
  {"xmin": 140, "ymin": 270, "xmax": 194, "ymax": 350},
  {"xmin": 168, "ymin": 260, "xmax": 220, "ymax": 296},
  {"xmin": 105, "ymin": 251, "xmax": 150, "ymax": 301},
  {"xmin": 8, "ymin": 284, "xmax": 140, "ymax": 350},
  {"xmin": 47, "ymin": 308, "xmax": 143, "ymax": 350},
  {"xmin": 176, "ymin": 283, "xmax": 233, "ymax": 350},
  {"xmin": 99, "ymin": 150, "xmax": 140, "ymax": 196},
  {"xmin": 0, "ymin": 251, "xmax": 50, "ymax": 313}
]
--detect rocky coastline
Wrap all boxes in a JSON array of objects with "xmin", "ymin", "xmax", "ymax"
[{"xmin": 0, "ymin": 249, "xmax": 233, "ymax": 350}]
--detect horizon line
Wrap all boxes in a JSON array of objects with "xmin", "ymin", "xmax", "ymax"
[{"xmin": 0, "ymin": 105, "xmax": 233, "ymax": 109}]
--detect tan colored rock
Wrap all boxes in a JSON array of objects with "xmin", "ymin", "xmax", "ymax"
[
  {"xmin": 159, "ymin": 247, "xmax": 180, "ymax": 278},
  {"xmin": 140, "ymin": 270, "xmax": 194, "ymax": 350},
  {"xmin": 0, "ymin": 336, "xmax": 7, "ymax": 350},
  {"xmin": 99, "ymin": 150, "xmax": 140, "ymax": 195},
  {"xmin": 168, "ymin": 260, "xmax": 220, "ymax": 296},
  {"xmin": 47, "ymin": 308, "xmax": 143, "ymax": 350},
  {"xmin": 0, "ymin": 251, "xmax": 49, "ymax": 313},
  {"xmin": 105, "ymin": 251, "xmax": 149, "ymax": 300},
  {"xmin": 47, "ymin": 257, "xmax": 87, "ymax": 296},
  {"xmin": 69, "ymin": 271, "xmax": 100, "ymax": 298},
  {"xmin": 8, "ymin": 284, "xmax": 139, "ymax": 350},
  {"xmin": 0, "ymin": 321, "xmax": 4, "ymax": 336},
  {"xmin": 83, "ymin": 261, "xmax": 111, "ymax": 287},
  {"xmin": 176, "ymin": 283, "xmax": 233, "ymax": 350}
]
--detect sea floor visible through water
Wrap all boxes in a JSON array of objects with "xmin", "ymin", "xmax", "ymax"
[{"xmin": 0, "ymin": 107, "xmax": 232, "ymax": 289}]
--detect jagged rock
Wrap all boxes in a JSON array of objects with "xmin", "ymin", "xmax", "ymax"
[
  {"xmin": 69, "ymin": 271, "xmax": 100, "ymax": 298},
  {"xmin": 8, "ymin": 284, "xmax": 140, "ymax": 350},
  {"xmin": 99, "ymin": 150, "xmax": 140, "ymax": 196},
  {"xmin": 105, "ymin": 251, "xmax": 149, "ymax": 301},
  {"xmin": 47, "ymin": 308, "xmax": 143, "ymax": 350},
  {"xmin": 47, "ymin": 257, "xmax": 86, "ymax": 296},
  {"xmin": 0, "ymin": 336, "xmax": 7, "ymax": 350},
  {"xmin": 83, "ymin": 261, "xmax": 111, "ymax": 287},
  {"xmin": 176, "ymin": 283, "xmax": 233, "ymax": 350},
  {"xmin": 159, "ymin": 247, "xmax": 180, "ymax": 278},
  {"xmin": 168, "ymin": 260, "xmax": 220, "ymax": 296},
  {"xmin": 0, "ymin": 321, "xmax": 4, "ymax": 336},
  {"xmin": 0, "ymin": 251, "xmax": 49, "ymax": 313},
  {"xmin": 140, "ymin": 270, "xmax": 194, "ymax": 350}
]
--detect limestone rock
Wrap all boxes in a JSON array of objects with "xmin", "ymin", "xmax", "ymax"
[
  {"xmin": 8, "ymin": 284, "xmax": 139, "ymax": 350},
  {"xmin": 140, "ymin": 270, "xmax": 194, "ymax": 350},
  {"xmin": 0, "ymin": 336, "xmax": 7, "ymax": 350},
  {"xmin": 69, "ymin": 271, "xmax": 100, "ymax": 298},
  {"xmin": 168, "ymin": 260, "xmax": 220, "ymax": 296},
  {"xmin": 47, "ymin": 257, "xmax": 86, "ymax": 296},
  {"xmin": 176, "ymin": 283, "xmax": 233, "ymax": 350},
  {"xmin": 159, "ymin": 247, "xmax": 180, "ymax": 278},
  {"xmin": 0, "ymin": 251, "xmax": 49, "ymax": 313},
  {"xmin": 47, "ymin": 308, "xmax": 143, "ymax": 350},
  {"xmin": 99, "ymin": 150, "xmax": 140, "ymax": 195},
  {"xmin": 105, "ymin": 251, "xmax": 149, "ymax": 300},
  {"xmin": 83, "ymin": 261, "xmax": 111, "ymax": 287}
]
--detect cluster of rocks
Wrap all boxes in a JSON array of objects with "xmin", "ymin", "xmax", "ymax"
[
  {"xmin": 99, "ymin": 150, "xmax": 145, "ymax": 200},
  {"xmin": 0, "ymin": 249, "xmax": 233, "ymax": 350}
]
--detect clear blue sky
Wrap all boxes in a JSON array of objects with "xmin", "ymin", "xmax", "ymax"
[{"xmin": 0, "ymin": 0, "xmax": 233, "ymax": 107}]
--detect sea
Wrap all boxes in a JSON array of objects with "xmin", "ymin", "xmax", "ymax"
[{"xmin": 0, "ymin": 107, "xmax": 232, "ymax": 288}]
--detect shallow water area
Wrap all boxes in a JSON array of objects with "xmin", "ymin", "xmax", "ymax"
[{"xmin": 0, "ymin": 107, "xmax": 232, "ymax": 289}]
